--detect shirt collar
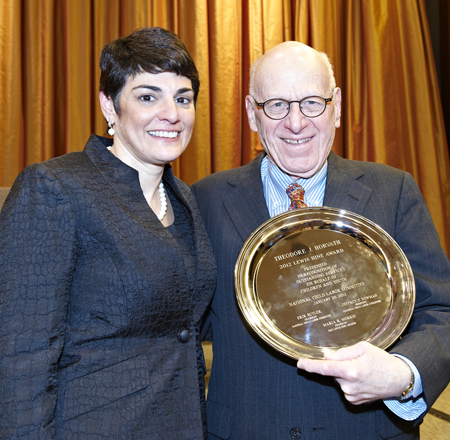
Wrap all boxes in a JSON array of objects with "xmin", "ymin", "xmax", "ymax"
[{"xmin": 261, "ymin": 156, "xmax": 328, "ymax": 217}]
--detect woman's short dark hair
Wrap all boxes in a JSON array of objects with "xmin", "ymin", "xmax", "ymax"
[{"xmin": 99, "ymin": 27, "xmax": 200, "ymax": 113}]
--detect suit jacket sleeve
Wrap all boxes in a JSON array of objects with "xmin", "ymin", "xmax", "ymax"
[
  {"xmin": 387, "ymin": 172, "xmax": 450, "ymax": 410},
  {"xmin": 325, "ymin": 155, "xmax": 450, "ymax": 414},
  {"xmin": 0, "ymin": 164, "xmax": 77, "ymax": 439}
]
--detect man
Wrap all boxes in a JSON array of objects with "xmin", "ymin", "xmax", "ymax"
[{"xmin": 192, "ymin": 42, "xmax": 450, "ymax": 439}]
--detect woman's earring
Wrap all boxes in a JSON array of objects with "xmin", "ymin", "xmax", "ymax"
[{"xmin": 107, "ymin": 120, "xmax": 115, "ymax": 136}]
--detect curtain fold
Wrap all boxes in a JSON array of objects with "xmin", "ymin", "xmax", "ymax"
[
  {"xmin": 1, "ymin": 0, "xmax": 449, "ymax": 253},
  {"xmin": 203, "ymin": 0, "xmax": 241, "ymax": 172},
  {"xmin": 0, "ymin": 1, "xmax": 23, "ymax": 184},
  {"xmin": 177, "ymin": 0, "xmax": 211, "ymax": 180}
]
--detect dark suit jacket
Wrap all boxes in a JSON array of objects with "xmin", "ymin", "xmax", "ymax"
[
  {"xmin": 0, "ymin": 135, "xmax": 216, "ymax": 439},
  {"xmin": 192, "ymin": 152, "xmax": 450, "ymax": 440}
]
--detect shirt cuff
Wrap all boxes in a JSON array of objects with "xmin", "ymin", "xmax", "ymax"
[{"xmin": 383, "ymin": 354, "xmax": 426, "ymax": 421}]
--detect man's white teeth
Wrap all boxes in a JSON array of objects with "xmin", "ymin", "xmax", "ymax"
[
  {"xmin": 148, "ymin": 131, "xmax": 178, "ymax": 138},
  {"xmin": 284, "ymin": 137, "xmax": 311, "ymax": 144}
]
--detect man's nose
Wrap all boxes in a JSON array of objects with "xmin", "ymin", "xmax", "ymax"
[{"xmin": 284, "ymin": 103, "xmax": 308, "ymax": 132}]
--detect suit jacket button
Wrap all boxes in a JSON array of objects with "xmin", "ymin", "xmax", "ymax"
[
  {"xmin": 290, "ymin": 427, "xmax": 301, "ymax": 439},
  {"xmin": 178, "ymin": 329, "xmax": 191, "ymax": 343}
]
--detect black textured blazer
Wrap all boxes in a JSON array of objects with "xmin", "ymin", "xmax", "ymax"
[{"xmin": 0, "ymin": 135, "xmax": 216, "ymax": 439}]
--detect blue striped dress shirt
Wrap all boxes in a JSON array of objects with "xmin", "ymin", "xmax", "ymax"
[{"xmin": 261, "ymin": 156, "xmax": 327, "ymax": 216}]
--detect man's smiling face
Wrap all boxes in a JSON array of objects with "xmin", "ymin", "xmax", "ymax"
[{"xmin": 245, "ymin": 43, "xmax": 341, "ymax": 179}]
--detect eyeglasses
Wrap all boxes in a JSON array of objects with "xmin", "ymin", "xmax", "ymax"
[{"xmin": 254, "ymin": 94, "xmax": 333, "ymax": 120}]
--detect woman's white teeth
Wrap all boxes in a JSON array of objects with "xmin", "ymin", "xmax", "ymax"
[
  {"xmin": 149, "ymin": 131, "xmax": 178, "ymax": 138},
  {"xmin": 285, "ymin": 137, "xmax": 311, "ymax": 144}
]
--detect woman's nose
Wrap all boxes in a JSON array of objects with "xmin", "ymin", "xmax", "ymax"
[{"xmin": 157, "ymin": 99, "xmax": 180, "ymax": 123}]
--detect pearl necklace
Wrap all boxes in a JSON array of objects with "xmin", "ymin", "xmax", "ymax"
[
  {"xmin": 106, "ymin": 145, "xmax": 167, "ymax": 221},
  {"xmin": 157, "ymin": 181, "xmax": 168, "ymax": 221}
]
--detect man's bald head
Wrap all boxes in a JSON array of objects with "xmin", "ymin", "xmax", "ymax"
[{"xmin": 249, "ymin": 42, "xmax": 336, "ymax": 99}]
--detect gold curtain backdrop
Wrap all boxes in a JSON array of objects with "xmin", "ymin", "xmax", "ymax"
[{"xmin": 0, "ymin": 0, "xmax": 449, "ymax": 254}]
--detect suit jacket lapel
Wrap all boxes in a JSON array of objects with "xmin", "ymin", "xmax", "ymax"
[
  {"xmin": 223, "ymin": 153, "xmax": 271, "ymax": 242},
  {"xmin": 220, "ymin": 151, "xmax": 373, "ymax": 242},
  {"xmin": 324, "ymin": 152, "xmax": 372, "ymax": 215}
]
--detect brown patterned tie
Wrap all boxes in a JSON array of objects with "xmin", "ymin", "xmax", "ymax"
[{"xmin": 286, "ymin": 183, "xmax": 307, "ymax": 209}]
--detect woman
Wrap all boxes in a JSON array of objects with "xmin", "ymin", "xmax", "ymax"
[{"xmin": 0, "ymin": 27, "xmax": 215, "ymax": 439}]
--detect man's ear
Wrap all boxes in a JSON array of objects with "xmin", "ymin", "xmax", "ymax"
[
  {"xmin": 333, "ymin": 87, "xmax": 342, "ymax": 128},
  {"xmin": 99, "ymin": 91, "xmax": 117, "ymax": 123},
  {"xmin": 245, "ymin": 95, "xmax": 259, "ymax": 133}
]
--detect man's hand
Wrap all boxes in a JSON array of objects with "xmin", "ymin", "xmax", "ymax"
[{"xmin": 297, "ymin": 342, "xmax": 411, "ymax": 405}]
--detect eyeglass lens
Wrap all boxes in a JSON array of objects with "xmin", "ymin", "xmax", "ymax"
[{"xmin": 264, "ymin": 97, "xmax": 326, "ymax": 119}]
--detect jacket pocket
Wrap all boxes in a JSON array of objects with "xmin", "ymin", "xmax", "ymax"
[
  {"xmin": 62, "ymin": 355, "xmax": 149, "ymax": 421},
  {"xmin": 206, "ymin": 399, "xmax": 234, "ymax": 439}
]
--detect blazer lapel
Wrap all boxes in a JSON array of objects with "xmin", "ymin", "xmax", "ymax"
[
  {"xmin": 223, "ymin": 153, "xmax": 271, "ymax": 242},
  {"xmin": 324, "ymin": 152, "xmax": 372, "ymax": 215}
]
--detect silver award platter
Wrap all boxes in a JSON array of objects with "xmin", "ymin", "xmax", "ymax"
[{"xmin": 234, "ymin": 207, "xmax": 415, "ymax": 359}]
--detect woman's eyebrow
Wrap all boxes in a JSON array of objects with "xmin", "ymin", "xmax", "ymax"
[
  {"xmin": 131, "ymin": 85, "xmax": 193, "ymax": 94},
  {"xmin": 131, "ymin": 85, "xmax": 162, "ymax": 92},
  {"xmin": 177, "ymin": 87, "xmax": 194, "ymax": 94}
]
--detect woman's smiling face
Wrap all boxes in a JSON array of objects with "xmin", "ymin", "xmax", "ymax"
[{"xmin": 102, "ymin": 71, "xmax": 196, "ymax": 170}]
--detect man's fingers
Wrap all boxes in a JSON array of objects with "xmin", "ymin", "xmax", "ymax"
[
  {"xmin": 297, "ymin": 358, "xmax": 345, "ymax": 378},
  {"xmin": 324, "ymin": 341, "xmax": 370, "ymax": 361}
]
